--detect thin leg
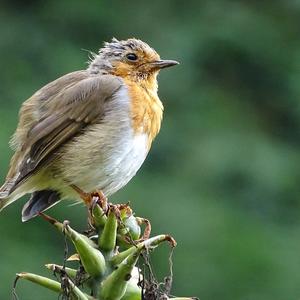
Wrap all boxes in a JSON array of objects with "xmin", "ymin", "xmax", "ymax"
[
  {"xmin": 70, "ymin": 184, "xmax": 107, "ymax": 210},
  {"xmin": 70, "ymin": 184, "xmax": 92, "ymax": 204}
]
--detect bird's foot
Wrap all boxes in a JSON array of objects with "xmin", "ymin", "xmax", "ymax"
[{"xmin": 90, "ymin": 190, "xmax": 108, "ymax": 212}]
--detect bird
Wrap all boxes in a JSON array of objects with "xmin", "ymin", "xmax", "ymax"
[{"xmin": 0, "ymin": 38, "xmax": 179, "ymax": 222}]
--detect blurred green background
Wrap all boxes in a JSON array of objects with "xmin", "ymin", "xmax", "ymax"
[{"xmin": 1, "ymin": 0, "xmax": 300, "ymax": 299}]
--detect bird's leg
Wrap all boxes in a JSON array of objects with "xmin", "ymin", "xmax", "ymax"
[
  {"xmin": 70, "ymin": 184, "xmax": 92, "ymax": 205},
  {"xmin": 70, "ymin": 184, "xmax": 108, "ymax": 211}
]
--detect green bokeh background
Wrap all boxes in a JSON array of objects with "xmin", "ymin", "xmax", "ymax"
[{"xmin": 1, "ymin": 1, "xmax": 300, "ymax": 299}]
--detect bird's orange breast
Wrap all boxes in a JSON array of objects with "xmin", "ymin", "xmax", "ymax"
[{"xmin": 124, "ymin": 78, "xmax": 163, "ymax": 150}]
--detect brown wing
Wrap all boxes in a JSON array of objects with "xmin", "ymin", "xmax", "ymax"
[{"xmin": 2, "ymin": 72, "xmax": 123, "ymax": 194}]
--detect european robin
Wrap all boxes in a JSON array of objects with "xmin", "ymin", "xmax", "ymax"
[{"xmin": 0, "ymin": 38, "xmax": 179, "ymax": 221}]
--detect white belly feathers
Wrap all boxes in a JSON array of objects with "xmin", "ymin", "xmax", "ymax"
[{"xmin": 57, "ymin": 84, "xmax": 149, "ymax": 196}]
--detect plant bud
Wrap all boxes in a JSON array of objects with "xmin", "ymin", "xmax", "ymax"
[
  {"xmin": 65, "ymin": 224, "xmax": 106, "ymax": 278},
  {"xmin": 99, "ymin": 206, "xmax": 118, "ymax": 252}
]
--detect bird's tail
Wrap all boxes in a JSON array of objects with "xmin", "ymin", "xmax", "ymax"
[
  {"xmin": 21, "ymin": 190, "xmax": 60, "ymax": 222},
  {"xmin": 0, "ymin": 182, "xmax": 61, "ymax": 221}
]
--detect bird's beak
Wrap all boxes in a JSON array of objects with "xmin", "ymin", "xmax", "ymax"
[{"xmin": 148, "ymin": 59, "xmax": 180, "ymax": 69}]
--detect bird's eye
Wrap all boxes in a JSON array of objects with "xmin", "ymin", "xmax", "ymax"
[{"xmin": 126, "ymin": 53, "xmax": 138, "ymax": 61}]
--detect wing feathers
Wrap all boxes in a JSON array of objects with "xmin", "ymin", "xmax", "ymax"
[{"xmin": 1, "ymin": 72, "xmax": 123, "ymax": 196}]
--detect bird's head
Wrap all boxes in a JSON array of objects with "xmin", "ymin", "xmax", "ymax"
[{"xmin": 88, "ymin": 38, "xmax": 179, "ymax": 86}]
